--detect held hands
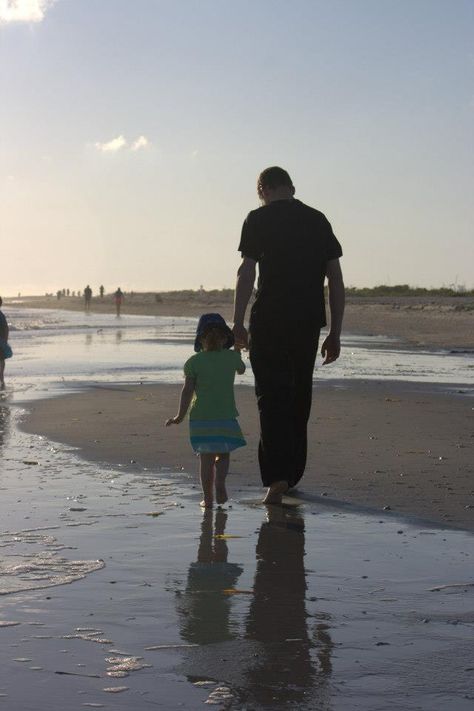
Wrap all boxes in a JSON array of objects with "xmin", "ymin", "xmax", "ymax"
[
  {"xmin": 165, "ymin": 416, "xmax": 182, "ymax": 427},
  {"xmin": 321, "ymin": 333, "xmax": 341, "ymax": 365},
  {"xmin": 232, "ymin": 323, "xmax": 249, "ymax": 350}
]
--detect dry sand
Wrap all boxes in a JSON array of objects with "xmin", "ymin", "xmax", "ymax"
[{"xmin": 21, "ymin": 380, "xmax": 474, "ymax": 531}]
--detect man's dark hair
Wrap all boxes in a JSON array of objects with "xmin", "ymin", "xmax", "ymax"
[{"xmin": 257, "ymin": 166, "xmax": 293, "ymax": 195}]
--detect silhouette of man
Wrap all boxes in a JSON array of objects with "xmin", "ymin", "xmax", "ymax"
[{"xmin": 232, "ymin": 167, "xmax": 345, "ymax": 504}]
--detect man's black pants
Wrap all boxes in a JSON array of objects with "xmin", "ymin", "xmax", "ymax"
[{"xmin": 249, "ymin": 331, "xmax": 320, "ymax": 487}]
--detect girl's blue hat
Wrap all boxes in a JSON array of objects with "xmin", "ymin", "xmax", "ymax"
[{"xmin": 194, "ymin": 313, "xmax": 234, "ymax": 352}]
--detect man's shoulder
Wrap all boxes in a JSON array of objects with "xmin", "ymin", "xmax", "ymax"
[
  {"xmin": 244, "ymin": 206, "xmax": 265, "ymax": 223},
  {"xmin": 294, "ymin": 200, "xmax": 328, "ymax": 222}
]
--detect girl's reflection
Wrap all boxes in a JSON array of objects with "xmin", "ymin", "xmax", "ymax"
[
  {"xmin": 244, "ymin": 507, "xmax": 333, "ymax": 708},
  {"xmin": 176, "ymin": 509, "xmax": 243, "ymax": 645}
]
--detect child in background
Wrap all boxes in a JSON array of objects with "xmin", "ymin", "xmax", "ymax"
[
  {"xmin": 0, "ymin": 297, "xmax": 12, "ymax": 390},
  {"xmin": 166, "ymin": 313, "xmax": 246, "ymax": 508}
]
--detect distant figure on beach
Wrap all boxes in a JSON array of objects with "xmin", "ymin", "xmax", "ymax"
[
  {"xmin": 99, "ymin": 285, "xmax": 104, "ymax": 299},
  {"xmin": 84, "ymin": 285, "xmax": 92, "ymax": 312},
  {"xmin": 166, "ymin": 313, "xmax": 246, "ymax": 508},
  {"xmin": 0, "ymin": 297, "xmax": 12, "ymax": 390},
  {"xmin": 114, "ymin": 287, "xmax": 123, "ymax": 317},
  {"xmin": 232, "ymin": 166, "xmax": 345, "ymax": 504}
]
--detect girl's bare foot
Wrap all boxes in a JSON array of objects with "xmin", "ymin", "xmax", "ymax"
[
  {"xmin": 200, "ymin": 499, "xmax": 213, "ymax": 509},
  {"xmin": 262, "ymin": 480, "xmax": 288, "ymax": 505}
]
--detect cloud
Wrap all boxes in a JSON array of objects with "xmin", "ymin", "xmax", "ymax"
[
  {"xmin": 95, "ymin": 135, "xmax": 127, "ymax": 153},
  {"xmin": 131, "ymin": 135, "xmax": 150, "ymax": 151},
  {"xmin": 0, "ymin": 0, "xmax": 57, "ymax": 23}
]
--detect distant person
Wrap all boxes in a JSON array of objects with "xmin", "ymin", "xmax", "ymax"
[
  {"xmin": 114, "ymin": 287, "xmax": 123, "ymax": 317},
  {"xmin": 232, "ymin": 166, "xmax": 345, "ymax": 504},
  {"xmin": 166, "ymin": 313, "xmax": 246, "ymax": 508},
  {"xmin": 99, "ymin": 285, "xmax": 105, "ymax": 299},
  {"xmin": 84, "ymin": 285, "xmax": 92, "ymax": 312},
  {"xmin": 0, "ymin": 297, "xmax": 12, "ymax": 390}
]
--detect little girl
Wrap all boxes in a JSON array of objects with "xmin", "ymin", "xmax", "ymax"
[{"xmin": 166, "ymin": 313, "xmax": 246, "ymax": 507}]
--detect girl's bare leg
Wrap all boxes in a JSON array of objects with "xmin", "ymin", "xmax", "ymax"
[
  {"xmin": 215, "ymin": 453, "xmax": 229, "ymax": 504},
  {"xmin": 199, "ymin": 453, "xmax": 215, "ymax": 508}
]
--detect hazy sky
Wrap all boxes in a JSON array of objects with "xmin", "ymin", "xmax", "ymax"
[{"xmin": 1, "ymin": 0, "xmax": 473, "ymax": 295}]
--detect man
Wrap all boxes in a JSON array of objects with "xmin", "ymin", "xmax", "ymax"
[
  {"xmin": 232, "ymin": 167, "xmax": 345, "ymax": 504},
  {"xmin": 84, "ymin": 285, "xmax": 92, "ymax": 312}
]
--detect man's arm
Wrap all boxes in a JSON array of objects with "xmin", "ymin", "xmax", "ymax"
[
  {"xmin": 232, "ymin": 257, "xmax": 256, "ymax": 349},
  {"xmin": 321, "ymin": 258, "xmax": 345, "ymax": 365}
]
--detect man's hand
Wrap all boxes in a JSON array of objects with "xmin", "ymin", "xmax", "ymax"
[
  {"xmin": 321, "ymin": 333, "xmax": 340, "ymax": 365},
  {"xmin": 232, "ymin": 323, "xmax": 249, "ymax": 350}
]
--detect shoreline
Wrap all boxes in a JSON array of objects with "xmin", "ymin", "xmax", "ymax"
[
  {"xmin": 6, "ymin": 294, "xmax": 474, "ymax": 349},
  {"xmin": 19, "ymin": 378, "xmax": 474, "ymax": 532}
]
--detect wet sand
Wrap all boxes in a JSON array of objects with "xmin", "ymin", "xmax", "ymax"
[
  {"xmin": 20, "ymin": 380, "xmax": 474, "ymax": 531},
  {"xmin": 1, "ymin": 406, "xmax": 474, "ymax": 710},
  {"xmin": 8, "ymin": 294, "xmax": 474, "ymax": 349}
]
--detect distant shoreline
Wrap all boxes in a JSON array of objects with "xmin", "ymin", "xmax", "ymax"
[{"xmin": 5, "ymin": 293, "xmax": 474, "ymax": 349}]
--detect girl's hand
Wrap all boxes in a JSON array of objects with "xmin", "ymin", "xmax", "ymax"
[{"xmin": 165, "ymin": 416, "xmax": 182, "ymax": 426}]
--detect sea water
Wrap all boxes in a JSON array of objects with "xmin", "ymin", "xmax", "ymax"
[{"xmin": 4, "ymin": 307, "xmax": 474, "ymax": 403}]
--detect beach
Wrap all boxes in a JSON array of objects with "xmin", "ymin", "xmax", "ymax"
[
  {"xmin": 20, "ymin": 380, "xmax": 474, "ymax": 531},
  {"xmin": 1, "ymin": 302, "xmax": 473, "ymax": 709}
]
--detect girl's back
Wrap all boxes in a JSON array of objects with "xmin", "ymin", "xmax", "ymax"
[{"xmin": 184, "ymin": 349, "xmax": 244, "ymax": 420}]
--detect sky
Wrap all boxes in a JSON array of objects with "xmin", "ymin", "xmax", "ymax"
[{"xmin": 1, "ymin": 0, "xmax": 473, "ymax": 295}]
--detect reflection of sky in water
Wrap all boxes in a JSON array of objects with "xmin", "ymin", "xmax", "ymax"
[
  {"xmin": 4, "ymin": 307, "xmax": 474, "ymax": 402},
  {"xmin": 0, "ymin": 416, "xmax": 472, "ymax": 710}
]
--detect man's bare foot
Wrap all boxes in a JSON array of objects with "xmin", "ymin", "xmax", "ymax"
[
  {"xmin": 200, "ymin": 499, "xmax": 213, "ymax": 509},
  {"xmin": 215, "ymin": 483, "xmax": 228, "ymax": 505},
  {"xmin": 262, "ymin": 480, "xmax": 288, "ymax": 505}
]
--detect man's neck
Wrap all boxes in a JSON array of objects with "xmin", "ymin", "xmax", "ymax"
[{"xmin": 262, "ymin": 187, "xmax": 295, "ymax": 205}]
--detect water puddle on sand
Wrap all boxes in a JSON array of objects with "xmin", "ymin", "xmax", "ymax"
[{"xmin": 0, "ymin": 409, "xmax": 472, "ymax": 709}]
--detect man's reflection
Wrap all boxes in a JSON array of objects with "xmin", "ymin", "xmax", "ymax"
[
  {"xmin": 243, "ymin": 507, "xmax": 333, "ymax": 708},
  {"xmin": 176, "ymin": 509, "xmax": 243, "ymax": 645}
]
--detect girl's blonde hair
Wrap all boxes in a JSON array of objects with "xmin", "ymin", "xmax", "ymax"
[{"xmin": 201, "ymin": 326, "xmax": 227, "ymax": 351}]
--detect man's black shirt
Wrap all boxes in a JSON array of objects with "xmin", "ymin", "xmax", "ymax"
[{"xmin": 238, "ymin": 199, "xmax": 342, "ymax": 332}]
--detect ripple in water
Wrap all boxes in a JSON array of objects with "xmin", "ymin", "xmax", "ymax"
[{"xmin": 0, "ymin": 528, "xmax": 104, "ymax": 595}]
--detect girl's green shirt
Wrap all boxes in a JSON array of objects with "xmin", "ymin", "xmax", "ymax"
[{"xmin": 184, "ymin": 350, "xmax": 245, "ymax": 420}]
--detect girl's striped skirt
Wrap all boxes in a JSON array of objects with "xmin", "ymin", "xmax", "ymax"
[{"xmin": 189, "ymin": 418, "xmax": 246, "ymax": 454}]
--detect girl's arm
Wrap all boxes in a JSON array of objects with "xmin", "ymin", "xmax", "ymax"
[{"xmin": 165, "ymin": 377, "xmax": 195, "ymax": 425}]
